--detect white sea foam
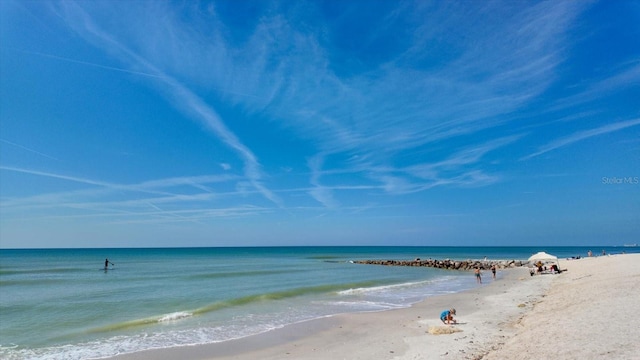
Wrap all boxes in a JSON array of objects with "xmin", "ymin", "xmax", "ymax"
[
  {"xmin": 337, "ymin": 275, "xmax": 459, "ymax": 296},
  {"xmin": 158, "ymin": 311, "xmax": 193, "ymax": 322},
  {"xmin": 337, "ymin": 280, "xmax": 428, "ymax": 295},
  {"xmin": 318, "ymin": 300, "xmax": 406, "ymax": 311}
]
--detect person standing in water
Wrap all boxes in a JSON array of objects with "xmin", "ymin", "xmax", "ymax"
[
  {"xmin": 474, "ymin": 267, "xmax": 482, "ymax": 284},
  {"xmin": 104, "ymin": 258, "xmax": 114, "ymax": 269}
]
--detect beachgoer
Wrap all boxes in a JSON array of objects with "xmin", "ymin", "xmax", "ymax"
[
  {"xmin": 104, "ymin": 258, "xmax": 114, "ymax": 269},
  {"xmin": 491, "ymin": 264, "xmax": 496, "ymax": 279},
  {"xmin": 474, "ymin": 267, "xmax": 482, "ymax": 284},
  {"xmin": 440, "ymin": 308, "xmax": 457, "ymax": 325},
  {"xmin": 588, "ymin": 250, "xmax": 593, "ymax": 257}
]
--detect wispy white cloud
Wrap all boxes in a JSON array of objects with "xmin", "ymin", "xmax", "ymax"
[
  {"xmin": 430, "ymin": 135, "xmax": 524, "ymax": 170},
  {"xmin": 8, "ymin": 1, "xmax": 602, "ymax": 213},
  {"xmin": 234, "ymin": 1, "xmax": 583, "ymax": 197},
  {"xmin": 301, "ymin": 134, "xmax": 520, "ymax": 199},
  {"xmin": 53, "ymin": 1, "xmax": 282, "ymax": 207},
  {"xmin": 307, "ymin": 154, "xmax": 339, "ymax": 208},
  {"xmin": 55, "ymin": 1, "xmax": 582, "ymax": 206},
  {"xmin": 522, "ymin": 118, "xmax": 640, "ymax": 160},
  {"xmin": 135, "ymin": 174, "xmax": 239, "ymax": 190},
  {"xmin": 0, "ymin": 166, "xmax": 242, "ymax": 218},
  {"xmin": 0, "ymin": 165, "xmax": 155, "ymax": 193},
  {"xmin": 7, "ymin": 48, "xmax": 166, "ymax": 79},
  {"xmin": 551, "ymin": 61, "xmax": 640, "ymax": 112},
  {"xmin": 106, "ymin": 205, "xmax": 272, "ymax": 225},
  {"xmin": 0, "ymin": 166, "xmax": 240, "ymax": 200},
  {"xmin": 6, "ymin": 204, "xmax": 273, "ymax": 225},
  {"xmin": 0, "ymin": 164, "xmax": 281, "ymax": 225},
  {"xmin": 379, "ymin": 135, "xmax": 521, "ymax": 193},
  {"xmin": 1, "ymin": 139, "xmax": 59, "ymax": 161}
]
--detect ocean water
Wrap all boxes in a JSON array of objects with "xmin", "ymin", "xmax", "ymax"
[{"xmin": 0, "ymin": 246, "xmax": 635, "ymax": 359}]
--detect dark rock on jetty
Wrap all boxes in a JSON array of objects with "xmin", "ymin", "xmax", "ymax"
[{"xmin": 352, "ymin": 258, "xmax": 524, "ymax": 271}]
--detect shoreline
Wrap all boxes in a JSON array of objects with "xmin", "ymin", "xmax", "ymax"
[
  {"xmin": 111, "ymin": 262, "xmax": 554, "ymax": 360},
  {"xmin": 111, "ymin": 254, "xmax": 639, "ymax": 360}
]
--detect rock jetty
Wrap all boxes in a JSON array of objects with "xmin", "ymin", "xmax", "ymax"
[{"xmin": 352, "ymin": 258, "xmax": 524, "ymax": 271}]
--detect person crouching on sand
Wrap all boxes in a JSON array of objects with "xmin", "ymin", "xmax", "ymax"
[{"xmin": 440, "ymin": 308, "xmax": 457, "ymax": 325}]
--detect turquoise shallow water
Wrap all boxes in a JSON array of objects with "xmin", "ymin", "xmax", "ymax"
[{"xmin": 0, "ymin": 246, "xmax": 634, "ymax": 359}]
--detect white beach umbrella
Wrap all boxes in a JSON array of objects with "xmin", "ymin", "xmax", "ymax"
[
  {"xmin": 528, "ymin": 251, "xmax": 560, "ymax": 269},
  {"xmin": 528, "ymin": 251, "xmax": 558, "ymax": 262}
]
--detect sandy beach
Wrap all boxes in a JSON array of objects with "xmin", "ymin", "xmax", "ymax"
[{"xmin": 112, "ymin": 253, "xmax": 639, "ymax": 360}]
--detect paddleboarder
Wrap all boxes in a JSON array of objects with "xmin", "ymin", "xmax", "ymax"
[{"xmin": 104, "ymin": 258, "xmax": 114, "ymax": 269}]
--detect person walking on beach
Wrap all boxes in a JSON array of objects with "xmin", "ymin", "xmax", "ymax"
[
  {"xmin": 491, "ymin": 264, "xmax": 496, "ymax": 279},
  {"xmin": 474, "ymin": 267, "xmax": 482, "ymax": 284},
  {"xmin": 440, "ymin": 308, "xmax": 457, "ymax": 325},
  {"xmin": 104, "ymin": 258, "xmax": 114, "ymax": 269}
]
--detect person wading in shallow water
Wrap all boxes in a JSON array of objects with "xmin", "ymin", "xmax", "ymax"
[
  {"xmin": 104, "ymin": 258, "xmax": 114, "ymax": 269},
  {"xmin": 474, "ymin": 267, "xmax": 482, "ymax": 284}
]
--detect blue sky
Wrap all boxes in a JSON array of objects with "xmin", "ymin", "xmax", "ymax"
[{"xmin": 1, "ymin": 0, "xmax": 639, "ymax": 248}]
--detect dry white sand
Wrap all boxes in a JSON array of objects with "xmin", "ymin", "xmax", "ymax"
[
  {"xmin": 111, "ymin": 253, "xmax": 639, "ymax": 360},
  {"xmin": 482, "ymin": 253, "xmax": 640, "ymax": 360}
]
